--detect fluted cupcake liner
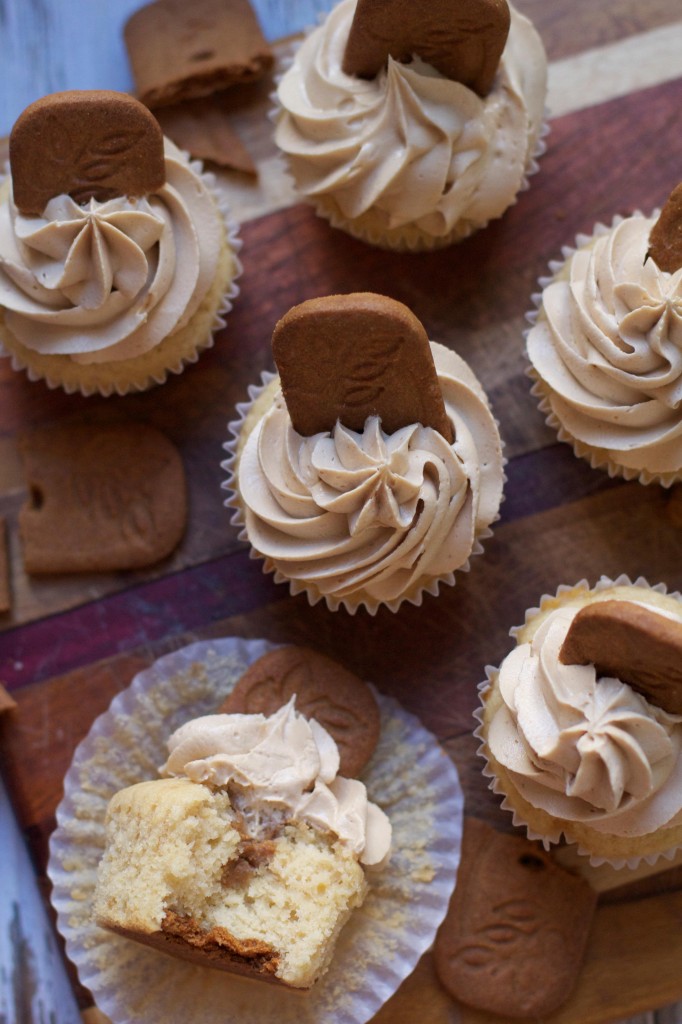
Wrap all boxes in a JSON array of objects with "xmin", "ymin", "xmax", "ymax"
[
  {"xmin": 474, "ymin": 574, "xmax": 682, "ymax": 870},
  {"xmin": 0, "ymin": 158, "xmax": 243, "ymax": 397},
  {"xmin": 48, "ymin": 636, "xmax": 464, "ymax": 1024},
  {"xmin": 269, "ymin": 7, "xmax": 550, "ymax": 253},
  {"xmin": 221, "ymin": 369, "xmax": 502, "ymax": 615},
  {"xmin": 524, "ymin": 213, "xmax": 682, "ymax": 488}
]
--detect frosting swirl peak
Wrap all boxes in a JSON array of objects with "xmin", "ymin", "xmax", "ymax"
[
  {"xmin": 235, "ymin": 342, "xmax": 504, "ymax": 609},
  {"xmin": 0, "ymin": 139, "xmax": 222, "ymax": 364},
  {"xmin": 488, "ymin": 603, "xmax": 682, "ymax": 836},
  {"xmin": 527, "ymin": 213, "xmax": 682, "ymax": 477}
]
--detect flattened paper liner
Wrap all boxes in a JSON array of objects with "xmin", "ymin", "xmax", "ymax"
[{"xmin": 49, "ymin": 636, "xmax": 463, "ymax": 1024}]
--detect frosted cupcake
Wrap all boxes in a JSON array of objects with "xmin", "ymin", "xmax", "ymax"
[
  {"xmin": 526, "ymin": 184, "xmax": 682, "ymax": 486},
  {"xmin": 0, "ymin": 90, "xmax": 241, "ymax": 396},
  {"xmin": 476, "ymin": 577, "xmax": 682, "ymax": 868},
  {"xmin": 274, "ymin": 0, "xmax": 547, "ymax": 251},
  {"xmin": 223, "ymin": 292, "xmax": 505, "ymax": 613}
]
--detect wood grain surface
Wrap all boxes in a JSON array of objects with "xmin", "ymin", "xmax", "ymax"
[{"xmin": 1, "ymin": 1, "xmax": 682, "ymax": 1022}]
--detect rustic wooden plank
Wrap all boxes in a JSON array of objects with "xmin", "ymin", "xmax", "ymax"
[
  {"xmin": 1, "ymin": 78, "xmax": 681, "ymax": 641},
  {"xmin": 0, "ymin": 777, "xmax": 81, "ymax": 1024}
]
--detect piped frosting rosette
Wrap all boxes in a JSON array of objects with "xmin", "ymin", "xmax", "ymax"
[
  {"xmin": 526, "ymin": 213, "xmax": 682, "ymax": 486},
  {"xmin": 273, "ymin": 0, "xmax": 548, "ymax": 251},
  {"xmin": 222, "ymin": 342, "xmax": 505, "ymax": 613},
  {"xmin": 475, "ymin": 576, "xmax": 682, "ymax": 868},
  {"xmin": 0, "ymin": 140, "xmax": 241, "ymax": 395}
]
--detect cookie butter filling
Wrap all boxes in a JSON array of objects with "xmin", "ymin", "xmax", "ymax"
[
  {"xmin": 487, "ymin": 604, "xmax": 682, "ymax": 837},
  {"xmin": 0, "ymin": 139, "xmax": 221, "ymax": 363},
  {"xmin": 162, "ymin": 698, "xmax": 392, "ymax": 866},
  {"xmin": 238, "ymin": 342, "xmax": 504, "ymax": 605},
  {"xmin": 275, "ymin": 0, "xmax": 546, "ymax": 239},
  {"xmin": 527, "ymin": 214, "xmax": 682, "ymax": 474}
]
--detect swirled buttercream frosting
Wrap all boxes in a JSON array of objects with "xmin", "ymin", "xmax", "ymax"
[
  {"xmin": 0, "ymin": 140, "xmax": 222, "ymax": 364},
  {"xmin": 162, "ymin": 698, "xmax": 392, "ymax": 866},
  {"xmin": 487, "ymin": 602, "xmax": 682, "ymax": 838},
  {"xmin": 235, "ymin": 342, "xmax": 504, "ymax": 609},
  {"xmin": 527, "ymin": 214, "xmax": 682, "ymax": 478},
  {"xmin": 275, "ymin": 0, "xmax": 547, "ymax": 244}
]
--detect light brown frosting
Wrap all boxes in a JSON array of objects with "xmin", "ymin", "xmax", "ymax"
[
  {"xmin": 488, "ymin": 602, "xmax": 682, "ymax": 837},
  {"xmin": 0, "ymin": 140, "xmax": 222, "ymax": 363},
  {"xmin": 275, "ymin": 0, "xmax": 547, "ymax": 242},
  {"xmin": 527, "ymin": 214, "xmax": 682, "ymax": 476},
  {"xmin": 237, "ymin": 342, "xmax": 504, "ymax": 609},
  {"xmin": 162, "ymin": 698, "xmax": 392, "ymax": 866}
]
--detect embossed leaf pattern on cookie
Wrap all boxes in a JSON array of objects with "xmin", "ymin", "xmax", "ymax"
[
  {"xmin": 220, "ymin": 647, "xmax": 381, "ymax": 777},
  {"xmin": 343, "ymin": 336, "xmax": 402, "ymax": 408},
  {"xmin": 10, "ymin": 91, "xmax": 165, "ymax": 215},
  {"xmin": 452, "ymin": 897, "xmax": 556, "ymax": 969},
  {"xmin": 272, "ymin": 293, "xmax": 452, "ymax": 440},
  {"xmin": 434, "ymin": 820, "xmax": 597, "ymax": 1016},
  {"xmin": 244, "ymin": 659, "xmax": 367, "ymax": 749},
  {"xmin": 71, "ymin": 447, "xmax": 171, "ymax": 551},
  {"xmin": 342, "ymin": 0, "xmax": 510, "ymax": 97}
]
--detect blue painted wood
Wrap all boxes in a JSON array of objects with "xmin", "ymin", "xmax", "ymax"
[
  {"xmin": 0, "ymin": 778, "xmax": 81, "ymax": 1024},
  {"xmin": 0, "ymin": 0, "xmax": 336, "ymax": 135}
]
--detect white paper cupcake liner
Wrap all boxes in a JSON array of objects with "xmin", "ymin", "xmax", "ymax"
[
  {"xmin": 473, "ymin": 574, "xmax": 682, "ymax": 870},
  {"xmin": 270, "ymin": 12, "xmax": 549, "ymax": 253},
  {"xmin": 48, "ymin": 636, "xmax": 463, "ymax": 1024},
  {"xmin": 301, "ymin": 112, "xmax": 551, "ymax": 254},
  {"xmin": 0, "ymin": 158, "xmax": 243, "ymax": 398},
  {"xmin": 221, "ymin": 369, "xmax": 504, "ymax": 615},
  {"xmin": 523, "ymin": 213, "xmax": 682, "ymax": 488}
]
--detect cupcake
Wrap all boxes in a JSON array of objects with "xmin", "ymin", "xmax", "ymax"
[
  {"xmin": 0, "ymin": 90, "xmax": 241, "ymax": 396},
  {"xmin": 526, "ymin": 183, "xmax": 682, "ymax": 486},
  {"xmin": 476, "ymin": 576, "xmax": 682, "ymax": 868},
  {"xmin": 93, "ymin": 697, "xmax": 391, "ymax": 989},
  {"xmin": 223, "ymin": 292, "xmax": 505, "ymax": 613},
  {"xmin": 48, "ymin": 636, "xmax": 463, "ymax": 1024},
  {"xmin": 274, "ymin": 0, "xmax": 547, "ymax": 251}
]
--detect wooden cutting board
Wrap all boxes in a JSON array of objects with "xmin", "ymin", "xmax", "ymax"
[{"xmin": 1, "ymin": 3, "xmax": 682, "ymax": 1021}]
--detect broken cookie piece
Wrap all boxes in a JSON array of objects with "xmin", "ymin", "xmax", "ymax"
[
  {"xmin": 19, "ymin": 421, "xmax": 186, "ymax": 574},
  {"xmin": 559, "ymin": 599, "xmax": 682, "ymax": 715},
  {"xmin": 124, "ymin": 0, "xmax": 274, "ymax": 109}
]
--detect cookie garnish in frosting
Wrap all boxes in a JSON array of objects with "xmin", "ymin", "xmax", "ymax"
[
  {"xmin": 559, "ymin": 600, "xmax": 682, "ymax": 716},
  {"xmin": 342, "ymin": 0, "xmax": 510, "ymax": 98},
  {"xmin": 647, "ymin": 181, "xmax": 682, "ymax": 274},
  {"xmin": 9, "ymin": 91, "xmax": 165, "ymax": 216},
  {"xmin": 272, "ymin": 293, "xmax": 453, "ymax": 441}
]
